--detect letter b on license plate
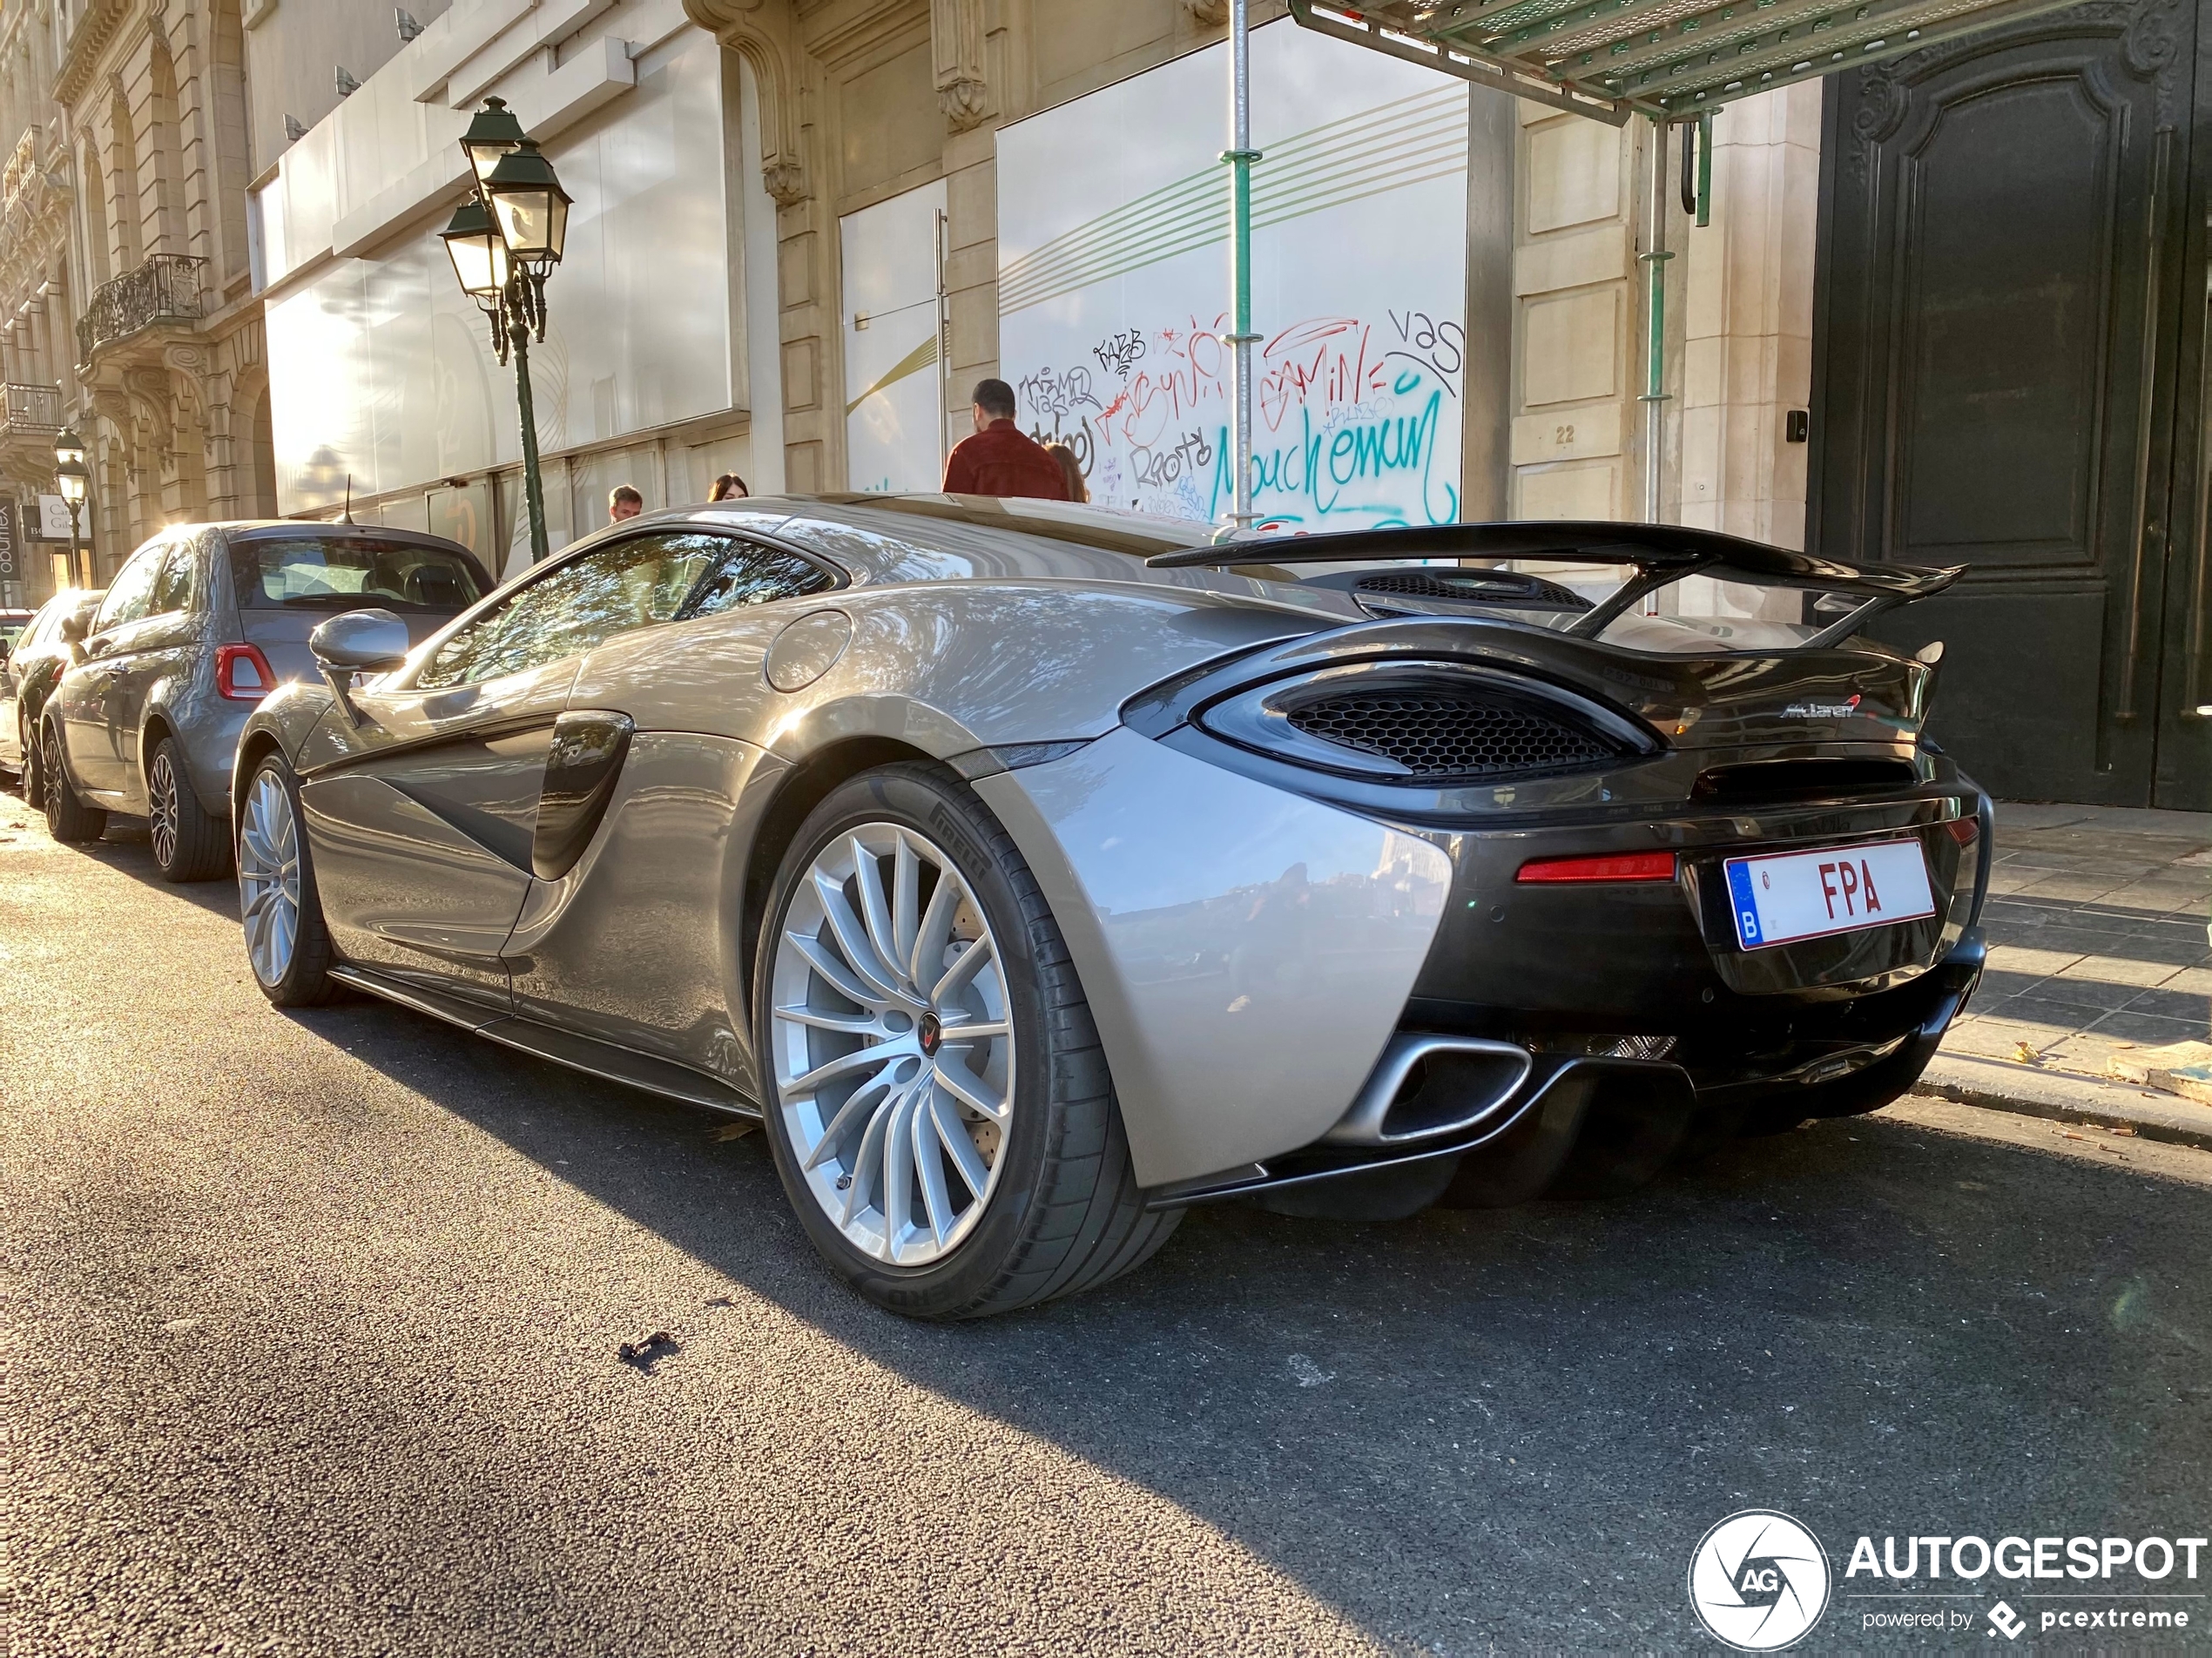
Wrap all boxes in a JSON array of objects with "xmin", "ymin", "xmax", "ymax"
[{"xmin": 1724, "ymin": 839, "xmax": 1936, "ymax": 950}]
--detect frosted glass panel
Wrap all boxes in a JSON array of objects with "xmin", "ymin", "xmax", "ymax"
[{"xmin": 269, "ymin": 34, "xmax": 732, "ymax": 514}]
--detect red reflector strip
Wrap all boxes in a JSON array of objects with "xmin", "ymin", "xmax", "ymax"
[
  {"xmin": 1516, "ymin": 852, "xmax": 1678, "ymax": 884},
  {"xmin": 1945, "ymin": 818, "xmax": 1979, "ymax": 845}
]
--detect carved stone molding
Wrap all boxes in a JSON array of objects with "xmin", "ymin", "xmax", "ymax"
[
  {"xmin": 685, "ymin": 0, "xmax": 811, "ymax": 205},
  {"xmin": 933, "ymin": 0, "xmax": 988, "ymax": 131},
  {"xmin": 939, "ymin": 76, "xmax": 988, "ymax": 131},
  {"xmin": 1184, "ymin": 0, "xmax": 1231, "ymax": 24}
]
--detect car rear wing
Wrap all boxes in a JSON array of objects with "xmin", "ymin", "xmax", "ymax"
[{"xmin": 1147, "ymin": 521, "xmax": 1965, "ymax": 649}]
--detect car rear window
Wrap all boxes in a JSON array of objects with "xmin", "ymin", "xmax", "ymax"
[{"xmin": 229, "ymin": 536, "xmax": 488, "ymax": 612}]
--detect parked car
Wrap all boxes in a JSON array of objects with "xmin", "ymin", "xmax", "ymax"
[
  {"xmin": 0, "ymin": 607, "xmax": 33, "ymax": 652},
  {"xmin": 2, "ymin": 589, "xmax": 101, "ymax": 807},
  {"xmin": 228, "ymin": 496, "xmax": 1990, "ymax": 1318},
  {"xmin": 41, "ymin": 522, "xmax": 492, "ymax": 879}
]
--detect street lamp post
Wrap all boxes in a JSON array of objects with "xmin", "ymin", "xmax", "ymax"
[
  {"xmin": 53, "ymin": 425, "xmax": 87, "ymax": 587},
  {"xmin": 442, "ymin": 98, "xmax": 570, "ymax": 565}
]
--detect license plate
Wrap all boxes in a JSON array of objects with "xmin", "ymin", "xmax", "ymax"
[{"xmin": 1723, "ymin": 839, "xmax": 1936, "ymax": 950}]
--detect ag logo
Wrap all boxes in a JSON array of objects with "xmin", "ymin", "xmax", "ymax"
[{"xmin": 1688, "ymin": 1510, "xmax": 1832, "ymax": 1651}]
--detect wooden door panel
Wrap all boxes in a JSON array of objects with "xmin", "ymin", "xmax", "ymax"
[
  {"xmin": 1812, "ymin": 2, "xmax": 2193, "ymax": 805},
  {"xmin": 1894, "ymin": 75, "xmax": 2118, "ymax": 565}
]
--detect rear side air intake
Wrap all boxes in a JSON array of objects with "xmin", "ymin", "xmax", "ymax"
[{"xmin": 1287, "ymin": 690, "xmax": 1617, "ymax": 778}]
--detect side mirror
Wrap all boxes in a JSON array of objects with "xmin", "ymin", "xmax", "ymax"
[
  {"xmin": 310, "ymin": 609, "xmax": 410, "ymax": 726},
  {"xmin": 310, "ymin": 608, "xmax": 411, "ymax": 672}
]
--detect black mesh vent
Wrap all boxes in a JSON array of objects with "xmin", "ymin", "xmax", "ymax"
[
  {"xmin": 1353, "ymin": 570, "xmax": 1586, "ymax": 611},
  {"xmin": 1285, "ymin": 690, "xmax": 1618, "ymax": 778}
]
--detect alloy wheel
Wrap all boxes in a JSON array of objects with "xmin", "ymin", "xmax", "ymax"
[
  {"xmin": 149, "ymin": 748, "xmax": 179, "ymax": 869},
  {"xmin": 769, "ymin": 823, "xmax": 1015, "ymax": 1266},
  {"xmin": 238, "ymin": 768, "xmax": 301, "ymax": 987}
]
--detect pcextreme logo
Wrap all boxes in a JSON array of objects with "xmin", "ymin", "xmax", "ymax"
[{"xmin": 1688, "ymin": 1511, "xmax": 1832, "ymax": 1652}]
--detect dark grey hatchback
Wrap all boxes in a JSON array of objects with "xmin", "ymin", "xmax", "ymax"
[{"xmin": 41, "ymin": 522, "xmax": 491, "ymax": 880}]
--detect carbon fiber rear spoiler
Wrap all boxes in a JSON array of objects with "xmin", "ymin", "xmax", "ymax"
[{"xmin": 1147, "ymin": 521, "xmax": 1963, "ymax": 647}]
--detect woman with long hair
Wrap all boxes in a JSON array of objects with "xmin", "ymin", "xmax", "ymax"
[
  {"xmin": 1043, "ymin": 443, "xmax": 1088, "ymax": 504},
  {"xmin": 708, "ymin": 473, "xmax": 750, "ymax": 502}
]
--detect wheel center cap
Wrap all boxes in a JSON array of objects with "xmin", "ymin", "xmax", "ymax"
[{"xmin": 917, "ymin": 1013, "xmax": 941, "ymax": 1057}]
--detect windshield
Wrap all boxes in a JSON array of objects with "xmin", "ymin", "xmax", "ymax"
[{"xmin": 229, "ymin": 536, "xmax": 489, "ymax": 613}]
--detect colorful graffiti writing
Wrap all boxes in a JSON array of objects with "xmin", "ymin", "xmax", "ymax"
[{"xmin": 1018, "ymin": 308, "xmax": 1463, "ymax": 528}]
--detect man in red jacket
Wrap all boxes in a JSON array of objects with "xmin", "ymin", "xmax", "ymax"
[{"xmin": 942, "ymin": 378, "xmax": 1069, "ymax": 500}]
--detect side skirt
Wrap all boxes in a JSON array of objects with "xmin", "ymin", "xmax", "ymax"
[{"xmin": 327, "ymin": 964, "xmax": 762, "ymax": 1119}]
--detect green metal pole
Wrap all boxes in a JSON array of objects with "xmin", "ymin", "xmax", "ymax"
[
  {"xmin": 510, "ymin": 317, "xmax": 550, "ymax": 563},
  {"xmin": 1638, "ymin": 118, "xmax": 1674, "ymax": 525},
  {"xmin": 1223, "ymin": 0, "xmax": 1261, "ymax": 527},
  {"xmin": 1696, "ymin": 111, "xmax": 1712, "ymax": 229}
]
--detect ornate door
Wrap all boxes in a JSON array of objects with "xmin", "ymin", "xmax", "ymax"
[{"xmin": 1811, "ymin": 0, "xmax": 2207, "ymax": 805}]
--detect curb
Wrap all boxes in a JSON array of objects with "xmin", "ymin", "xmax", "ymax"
[{"xmin": 1913, "ymin": 1053, "xmax": 2212, "ymax": 1154}]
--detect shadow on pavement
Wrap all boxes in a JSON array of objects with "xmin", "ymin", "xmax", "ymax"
[{"xmin": 308, "ymin": 993, "xmax": 2212, "ymax": 1647}]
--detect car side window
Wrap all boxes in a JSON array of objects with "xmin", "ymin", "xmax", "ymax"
[
  {"xmin": 685, "ymin": 538, "xmax": 837, "ymax": 617},
  {"xmin": 94, "ymin": 544, "xmax": 168, "ymax": 632},
  {"xmin": 147, "ymin": 542, "xmax": 197, "ymax": 618},
  {"xmin": 415, "ymin": 532, "xmax": 732, "ymax": 690}
]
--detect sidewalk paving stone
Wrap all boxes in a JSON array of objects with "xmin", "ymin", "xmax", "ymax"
[{"xmin": 1933, "ymin": 801, "xmax": 2212, "ymax": 1121}]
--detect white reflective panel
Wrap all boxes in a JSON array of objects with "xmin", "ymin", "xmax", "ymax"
[
  {"xmin": 268, "ymin": 33, "xmax": 732, "ymax": 514},
  {"xmin": 995, "ymin": 17, "xmax": 1470, "ymax": 530}
]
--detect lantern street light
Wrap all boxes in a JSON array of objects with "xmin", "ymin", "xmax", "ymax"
[
  {"xmin": 52, "ymin": 425, "xmax": 87, "ymax": 586},
  {"xmin": 443, "ymin": 98, "xmax": 570, "ymax": 564}
]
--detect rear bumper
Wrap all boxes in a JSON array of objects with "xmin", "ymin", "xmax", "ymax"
[{"xmin": 1148, "ymin": 927, "xmax": 1985, "ymax": 1209}]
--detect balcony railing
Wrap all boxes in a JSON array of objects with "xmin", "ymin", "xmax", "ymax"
[
  {"xmin": 1, "ymin": 383, "xmax": 61, "ymax": 435},
  {"xmin": 76, "ymin": 253, "xmax": 206, "ymax": 365}
]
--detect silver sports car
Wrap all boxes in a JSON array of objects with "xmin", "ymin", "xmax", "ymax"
[{"xmin": 232, "ymin": 496, "xmax": 1989, "ymax": 1318}]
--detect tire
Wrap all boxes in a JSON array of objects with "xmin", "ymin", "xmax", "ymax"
[
  {"xmin": 40, "ymin": 718, "xmax": 106, "ymax": 844},
  {"xmin": 753, "ymin": 761, "xmax": 1179, "ymax": 1318},
  {"xmin": 237, "ymin": 751, "xmax": 339, "ymax": 1007},
  {"xmin": 147, "ymin": 735, "xmax": 231, "ymax": 882},
  {"xmin": 20, "ymin": 708, "xmax": 44, "ymax": 810}
]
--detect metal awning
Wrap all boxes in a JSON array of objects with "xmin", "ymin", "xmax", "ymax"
[{"xmin": 1290, "ymin": 0, "xmax": 2080, "ymax": 123}]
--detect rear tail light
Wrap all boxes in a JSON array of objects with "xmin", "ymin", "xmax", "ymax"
[
  {"xmin": 216, "ymin": 643, "xmax": 276, "ymax": 700},
  {"xmin": 1516, "ymin": 851, "xmax": 1678, "ymax": 884}
]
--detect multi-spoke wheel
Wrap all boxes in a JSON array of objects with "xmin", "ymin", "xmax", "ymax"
[
  {"xmin": 19, "ymin": 710, "xmax": 43, "ymax": 809},
  {"xmin": 755, "ymin": 763, "xmax": 1179, "ymax": 1318},
  {"xmin": 238, "ymin": 753, "xmax": 337, "ymax": 1006},
  {"xmin": 147, "ymin": 736, "xmax": 229, "ymax": 882},
  {"xmin": 40, "ymin": 718, "xmax": 105, "ymax": 844},
  {"xmin": 771, "ymin": 821, "xmax": 1015, "ymax": 1266}
]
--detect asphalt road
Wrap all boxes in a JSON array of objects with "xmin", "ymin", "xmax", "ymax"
[{"xmin": 4, "ymin": 785, "xmax": 2210, "ymax": 1656}]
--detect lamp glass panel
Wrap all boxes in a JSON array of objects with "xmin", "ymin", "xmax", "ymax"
[
  {"xmin": 54, "ymin": 428, "xmax": 84, "ymax": 468},
  {"xmin": 442, "ymin": 225, "xmax": 509, "ymax": 298},
  {"xmin": 490, "ymin": 188, "xmax": 566, "ymax": 261},
  {"xmin": 57, "ymin": 468, "xmax": 85, "ymax": 502}
]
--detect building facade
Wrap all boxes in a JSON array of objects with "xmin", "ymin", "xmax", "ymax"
[
  {"xmin": 0, "ymin": 0, "xmax": 271, "ymax": 610},
  {"xmin": 247, "ymin": 0, "xmax": 2212, "ymax": 809}
]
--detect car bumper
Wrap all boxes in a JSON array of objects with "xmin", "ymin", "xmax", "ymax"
[{"xmin": 981, "ymin": 727, "xmax": 1991, "ymax": 1192}]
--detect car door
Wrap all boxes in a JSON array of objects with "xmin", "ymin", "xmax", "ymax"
[
  {"xmin": 62, "ymin": 543, "xmax": 167, "ymax": 799},
  {"xmin": 503, "ymin": 534, "xmax": 843, "ymax": 1068},
  {"xmin": 103, "ymin": 538, "xmax": 204, "ymax": 806},
  {"xmin": 298, "ymin": 529, "xmax": 734, "ymax": 1009}
]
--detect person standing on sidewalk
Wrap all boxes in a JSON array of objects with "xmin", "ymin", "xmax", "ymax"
[
  {"xmin": 609, "ymin": 485, "xmax": 644, "ymax": 523},
  {"xmin": 942, "ymin": 379, "xmax": 1069, "ymax": 500}
]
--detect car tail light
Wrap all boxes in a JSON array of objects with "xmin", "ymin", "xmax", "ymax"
[
  {"xmin": 216, "ymin": 643, "xmax": 276, "ymax": 700},
  {"xmin": 1516, "ymin": 851, "xmax": 1678, "ymax": 884},
  {"xmin": 1945, "ymin": 818, "xmax": 1979, "ymax": 845}
]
